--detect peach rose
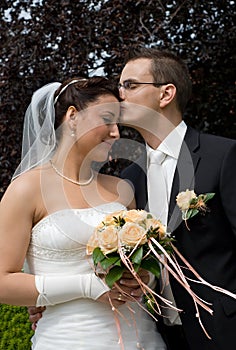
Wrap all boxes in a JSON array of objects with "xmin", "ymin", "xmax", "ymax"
[
  {"xmin": 176, "ymin": 189, "xmax": 196, "ymax": 211},
  {"xmin": 119, "ymin": 223, "xmax": 147, "ymax": 247},
  {"xmin": 97, "ymin": 226, "xmax": 118, "ymax": 255},
  {"xmin": 123, "ymin": 209, "xmax": 148, "ymax": 223},
  {"xmin": 86, "ymin": 233, "xmax": 99, "ymax": 255},
  {"xmin": 146, "ymin": 218, "xmax": 166, "ymax": 239},
  {"xmin": 103, "ymin": 210, "xmax": 125, "ymax": 226}
]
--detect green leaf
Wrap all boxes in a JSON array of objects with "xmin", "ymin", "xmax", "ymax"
[
  {"xmin": 113, "ymin": 216, "xmax": 126, "ymax": 227},
  {"xmin": 187, "ymin": 208, "xmax": 199, "ymax": 219},
  {"xmin": 133, "ymin": 262, "xmax": 141, "ymax": 272},
  {"xmin": 105, "ymin": 266, "xmax": 125, "ymax": 288},
  {"xmin": 141, "ymin": 257, "xmax": 160, "ymax": 278},
  {"xmin": 143, "ymin": 293, "xmax": 156, "ymax": 314},
  {"xmin": 100, "ymin": 256, "xmax": 121, "ymax": 270},
  {"xmin": 131, "ymin": 246, "xmax": 143, "ymax": 265},
  {"xmin": 139, "ymin": 220, "xmax": 147, "ymax": 229},
  {"xmin": 205, "ymin": 192, "xmax": 215, "ymax": 202},
  {"xmin": 92, "ymin": 247, "xmax": 105, "ymax": 265},
  {"xmin": 190, "ymin": 197, "xmax": 198, "ymax": 206}
]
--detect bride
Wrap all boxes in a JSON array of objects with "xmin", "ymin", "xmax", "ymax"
[{"xmin": 0, "ymin": 76, "xmax": 166, "ymax": 349}]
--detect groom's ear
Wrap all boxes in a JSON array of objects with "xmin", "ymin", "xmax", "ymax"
[{"xmin": 159, "ymin": 84, "xmax": 176, "ymax": 108}]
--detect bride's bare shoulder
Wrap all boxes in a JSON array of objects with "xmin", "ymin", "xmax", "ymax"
[{"xmin": 3, "ymin": 166, "xmax": 47, "ymax": 200}]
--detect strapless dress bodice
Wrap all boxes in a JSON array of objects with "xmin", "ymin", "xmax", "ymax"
[
  {"xmin": 26, "ymin": 202, "xmax": 126, "ymax": 275},
  {"xmin": 26, "ymin": 203, "xmax": 166, "ymax": 350}
]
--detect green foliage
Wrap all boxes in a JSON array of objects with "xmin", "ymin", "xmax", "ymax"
[
  {"xmin": 0, "ymin": 304, "xmax": 33, "ymax": 349},
  {"xmin": 184, "ymin": 192, "xmax": 215, "ymax": 220},
  {"xmin": 204, "ymin": 193, "xmax": 215, "ymax": 203},
  {"xmin": 141, "ymin": 256, "xmax": 160, "ymax": 279},
  {"xmin": 92, "ymin": 240, "xmax": 164, "ymax": 288},
  {"xmin": 131, "ymin": 246, "xmax": 143, "ymax": 265},
  {"xmin": 105, "ymin": 265, "xmax": 125, "ymax": 289}
]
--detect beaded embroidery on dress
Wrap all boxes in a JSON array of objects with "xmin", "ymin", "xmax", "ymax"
[{"xmin": 26, "ymin": 202, "xmax": 166, "ymax": 350}]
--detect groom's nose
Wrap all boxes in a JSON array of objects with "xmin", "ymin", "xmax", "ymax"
[{"xmin": 118, "ymin": 85, "xmax": 126, "ymax": 101}]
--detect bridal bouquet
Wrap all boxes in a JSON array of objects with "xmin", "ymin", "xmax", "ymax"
[
  {"xmin": 87, "ymin": 209, "xmax": 174, "ymax": 289},
  {"xmin": 86, "ymin": 209, "xmax": 236, "ymax": 339}
]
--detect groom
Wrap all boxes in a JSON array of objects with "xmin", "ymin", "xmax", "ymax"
[{"xmin": 118, "ymin": 47, "xmax": 236, "ymax": 350}]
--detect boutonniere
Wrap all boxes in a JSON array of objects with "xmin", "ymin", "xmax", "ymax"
[{"xmin": 176, "ymin": 189, "xmax": 215, "ymax": 230}]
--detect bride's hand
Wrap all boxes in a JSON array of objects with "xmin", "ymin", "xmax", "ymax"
[
  {"xmin": 97, "ymin": 269, "xmax": 149, "ymax": 307},
  {"xmin": 118, "ymin": 269, "xmax": 150, "ymax": 299},
  {"xmin": 28, "ymin": 306, "xmax": 46, "ymax": 330},
  {"xmin": 97, "ymin": 288, "xmax": 126, "ymax": 308}
]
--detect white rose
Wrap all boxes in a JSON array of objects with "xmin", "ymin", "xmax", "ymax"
[{"xmin": 176, "ymin": 189, "xmax": 196, "ymax": 211}]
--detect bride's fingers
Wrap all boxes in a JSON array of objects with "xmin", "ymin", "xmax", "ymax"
[
  {"xmin": 32, "ymin": 321, "xmax": 38, "ymax": 331},
  {"xmin": 119, "ymin": 270, "xmax": 150, "ymax": 287},
  {"xmin": 121, "ymin": 268, "xmax": 148, "ymax": 278},
  {"xmin": 28, "ymin": 306, "xmax": 46, "ymax": 315},
  {"xmin": 97, "ymin": 290, "xmax": 126, "ymax": 308},
  {"xmin": 119, "ymin": 277, "xmax": 141, "ymax": 288},
  {"xmin": 111, "ymin": 284, "xmax": 142, "ymax": 302},
  {"xmin": 29, "ymin": 312, "xmax": 43, "ymax": 323},
  {"xmin": 28, "ymin": 306, "xmax": 46, "ymax": 324},
  {"xmin": 110, "ymin": 292, "xmax": 127, "ymax": 308}
]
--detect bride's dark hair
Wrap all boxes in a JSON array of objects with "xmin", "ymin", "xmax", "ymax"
[
  {"xmin": 54, "ymin": 76, "xmax": 121, "ymax": 129},
  {"xmin": 12, "ymin": 76, "xmax": 120, "ymax": 180}
]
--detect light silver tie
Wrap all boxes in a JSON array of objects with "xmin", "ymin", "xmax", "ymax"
[
  {"xmin": 148, "ymin": 150, "xmax": 181, "ymax": 325},
  {"xmin": 148, "ymin": 150, "xmax": 168, "ymax": 225}
]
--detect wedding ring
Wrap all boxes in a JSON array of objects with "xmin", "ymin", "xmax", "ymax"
[{"xmin": 118, "ymin": 294, "xmax": 122, "ymax": 301}]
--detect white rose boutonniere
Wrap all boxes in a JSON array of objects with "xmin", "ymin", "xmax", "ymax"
[{"xmin": 176, "ymin": 189, "xmax": 215, "ymax": 229}]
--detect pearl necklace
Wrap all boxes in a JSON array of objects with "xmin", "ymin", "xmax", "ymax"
[{"xmin": 50, "ymin": 160, "xmax": 94, "ymax": 186}]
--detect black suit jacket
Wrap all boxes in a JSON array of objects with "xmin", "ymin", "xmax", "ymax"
[{"xmin": 121, "ymin": 126, "xmax": 236, "ymax": 350}]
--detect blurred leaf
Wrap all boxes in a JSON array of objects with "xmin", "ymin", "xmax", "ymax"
[{"xmin": 105, "ymin": 265, "xmax": 125, "ymax": 288}]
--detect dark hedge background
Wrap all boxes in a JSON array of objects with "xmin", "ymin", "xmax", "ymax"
[
  {"xmin": 1, "ymin": 0, "xmax": 236, "ymax": 197},
  {"xmin": 0, "ymin": 1, "xmax": 235, "ymax": 347}
]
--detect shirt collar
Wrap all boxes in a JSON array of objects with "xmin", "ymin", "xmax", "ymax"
[{"xmin": 146, "ymin": 121, "xmax": 187, "ymax": 160}]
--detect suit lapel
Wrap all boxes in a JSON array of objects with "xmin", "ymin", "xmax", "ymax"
[
  {"xmin": 132, "ymin": 126, "xmax": 201, "ymax": 231},
  {"xmin": 168, "ymin": 127, "xmax": 201, "ymax": 232}
]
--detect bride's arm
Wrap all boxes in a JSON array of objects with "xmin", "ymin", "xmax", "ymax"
[
  {"xmin": 27, "ymin": 270, "xmax": 149, "ymax": 327},
  {"xmin": 0, "ymin": 177, "xmax": 110, "ymax": 307},
  {"xmin": 0, "ymin": 177, "xmax": 40, "ymax": 306}
]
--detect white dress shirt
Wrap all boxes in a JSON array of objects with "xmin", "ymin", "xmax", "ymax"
[
  {"xmin": 146, "ymin": 121, "xmax": 187, "ymax": 325},
  {"xmin": 147, "ymin": 121, "xmax": 187, "ymax": 209}
]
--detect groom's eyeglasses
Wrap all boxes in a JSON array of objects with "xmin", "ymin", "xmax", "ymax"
[{"xmin": 118, "ymin": 80, "xmax": 170, "ymax": 90}]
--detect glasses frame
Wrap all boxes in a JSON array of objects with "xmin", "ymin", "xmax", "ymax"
[{"xmin": 118, "ymin": 81, "xmax": 171, "ymax": 90}]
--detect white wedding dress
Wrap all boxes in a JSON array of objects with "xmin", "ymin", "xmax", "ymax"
[{"xmin": 26, "ymin": 202, "xmax": 166, "ymax": 350}]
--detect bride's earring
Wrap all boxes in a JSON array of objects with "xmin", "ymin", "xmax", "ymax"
[{"xmin": 67, "ymin": 108, "xmax": 77, "ymax": 138}]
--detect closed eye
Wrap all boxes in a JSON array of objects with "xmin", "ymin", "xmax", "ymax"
[
  {"xmin": 102, "ymin": 117, "xmax": 113, "ymax": 124},
  {"xmin": 101, "ymin": 113, "xmax": 119, "ymax": 124}
]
